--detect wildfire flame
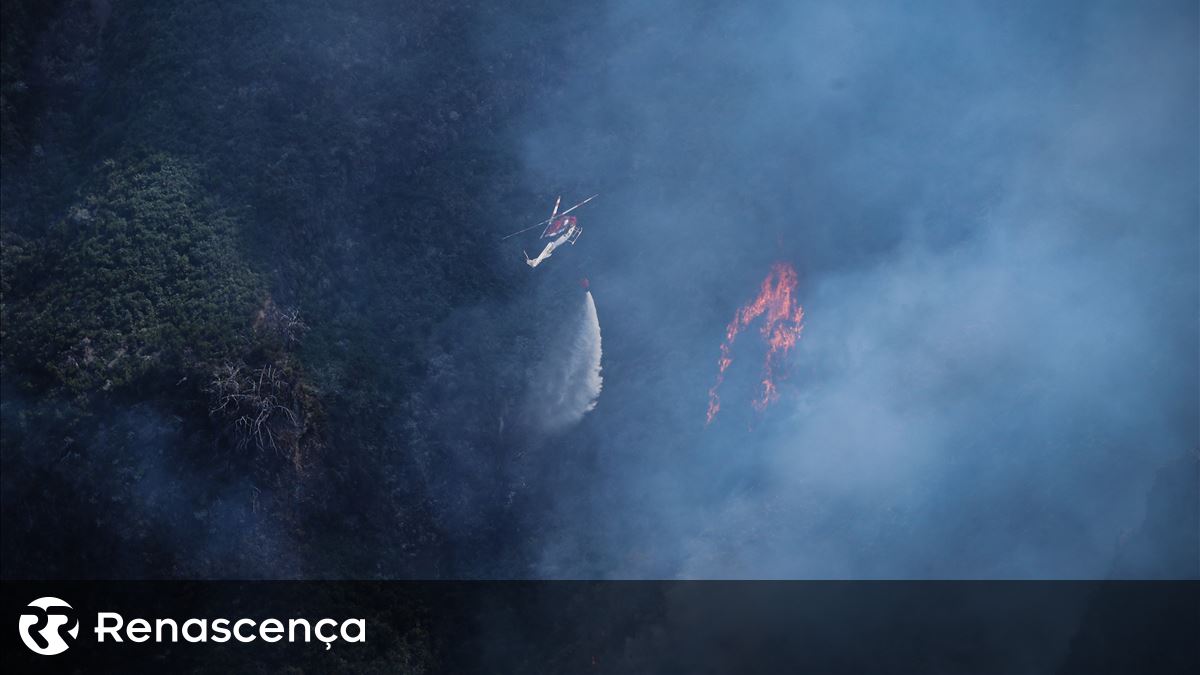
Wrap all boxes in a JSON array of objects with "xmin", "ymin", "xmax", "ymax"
[{"xmin": 706, "ymin": 262, "xmax": 805, "ymax": 424}]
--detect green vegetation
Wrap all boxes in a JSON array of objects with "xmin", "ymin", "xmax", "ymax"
[
  {"xmin": 4, "ymin": 154, "xmax": 262, "ymax": 393},
  {"xmin": 0, "ymin": 0, "xmax": 555, "ymax": 581}
]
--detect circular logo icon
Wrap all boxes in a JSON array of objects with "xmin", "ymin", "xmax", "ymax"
[{"xmin": 18, "ymin": 597, "xmax": 79, "ymax": 656}]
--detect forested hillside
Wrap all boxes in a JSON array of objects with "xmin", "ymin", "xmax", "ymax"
[{"xmin": 1, "ymin": 0, "xmax": 564, "ymax": 578}]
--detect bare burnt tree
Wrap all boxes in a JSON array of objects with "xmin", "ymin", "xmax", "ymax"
[
  {"xmin": 208, "ymin": 363, "xmax": 300, "ymax": 453},
  {"xmin": 256, "ymin": 300, "xmax": 308, "ymax": 346}
]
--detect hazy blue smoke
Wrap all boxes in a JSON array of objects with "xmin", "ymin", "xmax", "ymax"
[{"xmin": 485, "ymin": 0, "xmax": 1198, "ymax": 579}]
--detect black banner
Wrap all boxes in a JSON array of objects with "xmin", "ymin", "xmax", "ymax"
[{"xmin": 2, "ymin": 581, "xmax": 1197, "ymax": 673}]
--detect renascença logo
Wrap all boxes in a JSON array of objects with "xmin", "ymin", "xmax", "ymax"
[
  {"xmin": 18, "ymin": 597, "xmax": 80, "ymax": 655},
  {"xmin": 16, "ymin": 596, "xmax": 365, "ymax": 655}
]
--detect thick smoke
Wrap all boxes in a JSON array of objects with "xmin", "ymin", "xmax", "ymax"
[
  {"xmin": 525, "ymin": 291, "xmax": 603, "ymax": 434},
  {"xmin": 481, "ymin": 0, "xmax": 1198, "ymax": 579}
]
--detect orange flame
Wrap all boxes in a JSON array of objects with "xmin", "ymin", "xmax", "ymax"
[{"xmin": 706, "ymin": 262, "xmax": 805, "ymax": 424}]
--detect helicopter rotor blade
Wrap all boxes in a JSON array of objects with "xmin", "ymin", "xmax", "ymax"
[
  {"xmin": 556, "ymin": 194, "xmax": 598, "ymax": 218},
  {"xmin": 499, "ymin": 194, "xmax": 598, "ymax": 240},
  {"xmin": 500, "ymin": 220, "xmax": 551, "ymax": 240}
]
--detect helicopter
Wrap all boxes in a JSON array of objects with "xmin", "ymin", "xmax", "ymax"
[{"xmin": 501, "ymin": 194, "xmax": 598, "ymax": 268}]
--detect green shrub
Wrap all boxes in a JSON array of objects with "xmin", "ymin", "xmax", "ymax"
[{"xmin": 3, "ymin": 153, "xmax": 263, "ymax": 393}]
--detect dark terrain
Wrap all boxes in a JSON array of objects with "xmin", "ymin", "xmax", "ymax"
[{"xmin": 2, "ymin": 0, "xmax": 568, "ymax": 578}]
